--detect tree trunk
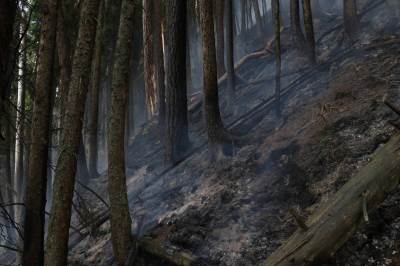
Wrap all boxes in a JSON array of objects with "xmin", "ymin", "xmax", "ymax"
[
  {"xmin": 199, "ymin": 0, "xmax": 229, "ymax": 158},
  {"xmin": 290, "ymin": 0, "xmax": 306, "ymax": 52},
  {"xmin": 302, "ymin": 0, "xmax": 316, "ymax": 64},
  {"xmin": 144, "ymin": 0, "xmax": 156, "ymax": 117},
  {"xmin": 153, "ymin": 0, "xmax": 165, "ymax": 133},
  {"xmin": 273, "ymin": 0, "xmax": 282, "ymax": 117},
  {"xmin": 225, "ymin": 0, "xmax": 236, "ymax": 115},
  {"xmin": 252, "ymin": 0, "xmax": 264, "ymax": 39},
  {"xmin": 14, "ymin": 17, "xmax": 27, "ymax": 230},
  {"xmin": 262, "ymin": 133, "xmax": 400, "ymax": 266},
  {"xmin": 0, "ymin": 0, "xmax": 17, "ymax": 140},
  {"xmin": 107, "ymin": 0, "xmax": 135, "ymax": 265},
  {"xmin": 44, "ymin": 0, "xmax": 100, "ymax": 264},
  {"xmin": 22, "ymin": 0, "xmax": 59, "ymax": 265},
  {"xmin": 343, "ymin": 0, "xmax": 359, "ymax": 38},
  {"xmin": 88, "ymin": 0, "xmax": 104, "ymax": 179},
  {"xmin": 215, "ymin": 0, "xmax": 226, "ymax": 78},
  {"xmin": 164, "ymin": 0, "xmax": 190, "ymax": 164}
]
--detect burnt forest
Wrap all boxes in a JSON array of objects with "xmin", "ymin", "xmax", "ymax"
[{"xmin": 1, "ymin": 0, "xmax": 400, "ymax": 265}]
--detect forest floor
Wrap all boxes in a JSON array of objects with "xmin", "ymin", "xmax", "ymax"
[{"xmin": 65, "ymin": 4, "xmax": 400, "ymax": 266}]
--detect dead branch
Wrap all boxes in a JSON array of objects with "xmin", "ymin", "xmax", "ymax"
[{"xmin": 262, "ymin": 134, "xmax": 400, "ymax": 266}]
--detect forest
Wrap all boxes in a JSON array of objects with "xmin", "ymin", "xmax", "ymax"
[{"xmin": 1, "ymin": 0, "xmax": 400, "ymax": 265}]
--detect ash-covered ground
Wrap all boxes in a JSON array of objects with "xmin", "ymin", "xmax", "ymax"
[{"xmin": 67, "ymin": 3, "xmax": 400, "ymax": 266}]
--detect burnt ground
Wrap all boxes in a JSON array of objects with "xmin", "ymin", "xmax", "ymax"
[{"xmin": 64, "ymin": 3, "xmax": 400, "ymax": 266}]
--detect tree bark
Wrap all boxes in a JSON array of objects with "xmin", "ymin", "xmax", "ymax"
[
  {"xmin": 225, "ymin": 0, "xmax": 236, "ymax": 115},
  {"xmin": 215, "ymin": 0, "xmax": 226, "ymax": 78},
  {"xmin": 199, "ymin": 0, "xmax": 229, "ymax": 158},
  {"xmin": 263, "ymin": 133, "xmax": 400, "ymax": 266},
  {"xmin": 273, "ymin": 0, "xmax": 282, "ymax": 117},
  {"xmin": 290, "ymin": 0, "xmax": 306, "ymax": 52},
  {"xmin": 22, "ymin": 0, "xmax": 59, "ymax": 265},
  {"xmin": 88, "ymin": 0, "xmax": 104, "ymax": 179},
  {"xmin": 0, "ymin": 0, "xmax": 17, "ymax": 140},
  {"xmin": 153, "ymin": 0, "xmax": 165, "ymax": 132},
  {"xmin": 14, "ymin": 15, "xmax": 27, "ymax": 231},
  {"xmin": 107, "ymin": 0, "xmax": 135, "ymax": 265},
  {"xmin": 302, "ymin": 0, "xmax": 316, "ymax": 64},
  {"xmin": 343, "ymin": 0, "xmax": 359, "ymax": 38},
  {"xmin": 164, "ymin": 0, "xmax": 190, "ymax": 164},
  {"xmin": 44, "ymin": 0, "xmax": 100, "ymax": 264},
  {"xmin": 144, "ymin": 0, "xmax": 156, "ymax": 117},
  {"xmin": 252, "ymin": 0, "xmax": 263, "ymax": 39}
]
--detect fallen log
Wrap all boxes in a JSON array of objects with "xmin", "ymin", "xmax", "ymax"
[{"xmin": 262, "ymin": 133, "xmax": 400, "ymax": 266}]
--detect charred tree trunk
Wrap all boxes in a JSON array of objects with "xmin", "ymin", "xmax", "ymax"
[
  {"xmin": 164, "ymin": 0, "xmax": 190, "ymax": 164},
  {"xmin": 22, "ymin": 0, "xmax": 59, "ymax": 264},
  {"xmin": 302, "ymin": 0, "xmax": 316, "ymax": 64},
  {"xmin": 144, "ymin": 0, "xmax": 156, "ymax": 117},
  {"xmin": 263, "ymin": 133, "xmax": 400, "ymax": 266},
  {"xmin": 44, "ymin": 0, "xmax": 100, "ymax": 264},
  {"xmin": 0, "ymin": 0, "xmax": 17, "ymax": 141},
  {"xmin": 88, "ymin": 0, "xmax": 104, "ymax": 179},
  {"xmin": 273, "ymin": 0, "xmax": 282, "ymax": 117},
  {"xmin": 215, "ymin": 0, "xmax": 226, "ymax": 78},
  {"xmin": 107, "ymin": 0, "xmax": 135, "ymax": 265},
  {"xmin": 153, "ymin": 0, "xmax": 165, "ymax": 133},
  {"xmin": 199, "ymin": 0, "xmax": 230, "ymax": 158},
  {"xmin": 225, "ymin": 0, "xmax": 236, "ymax": 115},
  {"xmin": 0, "ymin": 0, "xmax": 17, "ymax": 228},
  {"xmin": 290, "ymin": 0, "xmax": 306, "ymax": 52},
  {"xmin": 343, "ymin": 0, "xmax": 359, "ymax": 38}
]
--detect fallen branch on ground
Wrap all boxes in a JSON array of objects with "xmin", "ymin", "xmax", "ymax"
[{"xmin": 262, "ymin": 132, "xmax": 400, "ymax": 265}]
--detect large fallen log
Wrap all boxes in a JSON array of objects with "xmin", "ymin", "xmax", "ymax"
[{"xmin": 262, "ymin": 133, "xmax": 400, "ymax": 266}]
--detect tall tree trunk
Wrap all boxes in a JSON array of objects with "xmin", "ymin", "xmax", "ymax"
[
  {"xmin": 107, "ymin": 0, "xmax": 135, "ymax": 265},
  {"xmin": 44, "ymin": 0, "xmax": 100, "ymax": 264},
  {"xmin": 273, "ymin": 0, "xmax": 282, "ymax": 117},
  {"xmin": 0, "ymin": 0, "xmax": 17, "ymax": 141},
  {"xmin": 215, "ymin": 0, "xmax": 226, "ymax": 78},
  {"xmin": 302, "ymin": 0, "xmax": 317, "ymax": 65},
  {"xmin": 290, "ymin": 0, "xmax": 306, "ymax": 52},
  {"xmin": 22, "ymin": 0, "xmax": 59, "ymax": 264},
  {"xmin": 0, "ymin": 0, "xmax": 17, "ymax": 233},
  {"xmin": 225, "ymin": 0, "xmax": 236, "ymax": 115},
  {"xmin": 153, "ymin": 0, "xmax": 165, "ymax": 132},
  {"xmin": 164, "ymin": 0, "xmax": 190, "ymax": 164},
  {"xmin": 88, "ymin": 0, "xmax": 104, "ymax": 179},
  {"xmin": 199, "ymin": 0, "xmax": 229, "ymax": 158},
  {"xmin": 252, "ymin": 0, "xmax": 263, "ymax": 39},
  {"xmin": 343, "ymin": 0, "xmax": 359, "ymax": 38},
  {"xmin": 240, "ymin": 0, "xmax": 247, "ymax": 34},
  {"xmin": 14, "ymin": 16, "xmax": 27, "ymax": 230},
  {"xmin": 144, "ymin": 0, "xmax": 156, "ymax": 117}
]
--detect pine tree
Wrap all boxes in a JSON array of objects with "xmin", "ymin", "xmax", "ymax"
[
  {"xmin": 164, "ymin": 0, "xmax": 190, "ymax": 164},
  {"xmin": 44, "ymin": 0, "xmax": 100, "ymax": 264},
  {"xmin": 23, "ymin": 0, "xmax": 59, "ymax": 264},
  {"xmin": 106, "ymin": 0, "xmax": 136, "ymax": 264}
]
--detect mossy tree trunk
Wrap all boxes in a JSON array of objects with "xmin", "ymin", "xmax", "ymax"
[
  {"xmin": 44, "ymin": 0, "xmax": 100, "ymax": 264},
  {"xmin": 107, "ymin": 0, "xmax": 135, "ymax": 265}
]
